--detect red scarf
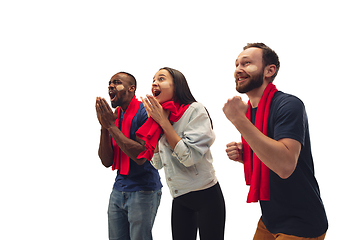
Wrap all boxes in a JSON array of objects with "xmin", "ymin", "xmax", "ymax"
[
  {"xmin": 242, "ymin": 83, "xmax": 278, "ymax": 203},
  {"xmin": 136, "ymin": 101, "xmax": 189, "ymax": 161},
  {"xmin": 112, "ymin": 96, "xmax": 141, "ymax": 175}
]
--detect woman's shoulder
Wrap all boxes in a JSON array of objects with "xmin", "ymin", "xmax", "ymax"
[
  {"xmin": 185, "ymin": 102, "xmax": 211, "ymax": 122},
  {"xmin": 188, "ymin": 101, "xmax": 205, "ymax": 111}
]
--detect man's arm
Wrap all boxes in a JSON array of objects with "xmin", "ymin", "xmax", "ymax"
[
  {"xmin": 107, "ymin": 126, "xmax": 147, "ymax": 165},
  {"xmin": 96, "ymin": 97, "xmax": 147, "ymax": 166},
  {"xmin": 223, "ymin": 96, "xmax": 301, "ymax": 179},
  {"xmin": 98, "ymin": 127, "xmax": 114, "ymax": 168}
]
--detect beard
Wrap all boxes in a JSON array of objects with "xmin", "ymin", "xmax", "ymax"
[{"xmin": 236, "ymin": 70, "xmax": 264, "ymax": 93}]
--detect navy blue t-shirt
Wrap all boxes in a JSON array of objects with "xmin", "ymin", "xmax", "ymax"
[
  {"xmin": 112, "ymin": 103, "xmax": 162, "ymax": 192},
  {"xmin": 251, "ymin": 91, "xmax": 328, "ymax": 238}
]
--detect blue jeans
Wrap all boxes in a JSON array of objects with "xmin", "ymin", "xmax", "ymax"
[{"xmin": 108, "ymin": 188, "xmax": 162, "ymax": 240}]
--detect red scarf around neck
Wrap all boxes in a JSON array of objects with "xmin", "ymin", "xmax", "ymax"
[
  {"xmin": 242, "ymin": 83, "xmax": 278, "ymax": 203},
  {"xmin": 112, "ymin": 96, "xmax": 141, "ymax": 175},
  {"xmin": 136, "ymin": 101, "xmax": 189, "ymax": 161}
]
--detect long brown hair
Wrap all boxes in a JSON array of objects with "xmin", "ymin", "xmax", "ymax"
[
  {"xmin": 159, "ymin": 67, "xmax": 196, "ymax": 105},
  {"xmin": 159, "ymin": 67, "xmax": 213, "ymax": 129}
]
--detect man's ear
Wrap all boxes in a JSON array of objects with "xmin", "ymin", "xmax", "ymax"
[
  {"xmin": 128, "ymin": 85, "xmax": 136, "ymax": 93},
  {"xmin": 264, "ymin": 64, "xmax": 276, "ymax": 79}
]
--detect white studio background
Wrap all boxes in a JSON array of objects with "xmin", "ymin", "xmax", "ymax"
[{"xmin": 0, "ymin": 1, "xmax": 358, "ymax": 239}]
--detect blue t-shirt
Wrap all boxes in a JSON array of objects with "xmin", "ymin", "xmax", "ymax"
[
  {"xmin": 252, "ymin": 91, "xmax": 328, "ymax": 238},
  {"xmin": 112, "ymin": 102, "xmax": 162, "ymax": 192}
]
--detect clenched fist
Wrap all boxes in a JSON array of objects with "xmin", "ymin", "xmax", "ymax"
[
  {"xmin": 225, "ymin": 142, "xmax": 243, "ymax": 163},
  {"xmin": 223, "ymin": 96, "xmax": 248, "ymax": 123}
]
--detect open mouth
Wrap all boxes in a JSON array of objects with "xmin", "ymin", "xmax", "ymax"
[
  {"xmin": 109, "ymin": 91, "xmax": 117, "ymax": 102},
  {"xmin": 237, "ymin": 75, "xmax": 250, "ymax": 83},
  {"xmin": 153, "ymin": 89, "xmax": 161, "ymax": 97}
]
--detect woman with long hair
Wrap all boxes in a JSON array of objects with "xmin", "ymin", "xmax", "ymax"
[{"xmin": 136, "ymin": 67, "xmax": 225, "ymax": 240}]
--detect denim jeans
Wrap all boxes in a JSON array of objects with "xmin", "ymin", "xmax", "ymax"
[{"xmin": 108, "ymin": 188, "xmax": 162, "ymax": 240}]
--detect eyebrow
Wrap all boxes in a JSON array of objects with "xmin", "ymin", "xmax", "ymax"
[
  {"xmin": 109, "ymin": 79, "xmax": 122, "ymax": 84},
  {"xmin": 240, "ymin": 56, "xmax": 251, "ymax": 60},
  {"xmin": 153, "ymin": 74, "xmax": 166, "ymax": 79},
  {"xmin": 235, "ymin": 56, "xmax": 252, "ymax": 64}
]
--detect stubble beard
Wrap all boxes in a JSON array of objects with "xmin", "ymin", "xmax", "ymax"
[{"xmin": 236, "ymin": 71, "xmax": 264, "ymax": 94}]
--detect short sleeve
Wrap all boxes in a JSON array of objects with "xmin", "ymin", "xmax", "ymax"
[{"xmin": 273, "ymin": 95, "xmax": 306, "ymax": 146}]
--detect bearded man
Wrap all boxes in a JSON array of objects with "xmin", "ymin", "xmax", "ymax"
[{"xmin": 223, "ymin": 43, "xmax": 328, "ymax": 240}]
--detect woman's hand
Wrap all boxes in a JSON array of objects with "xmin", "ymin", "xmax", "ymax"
[
  {"xmin": 141, "ymin": 95, "xmax": 170, "ymax": 126},
  {"xmin": 142, "ymin": 95, "xmax": 181, "ymax": 151}
]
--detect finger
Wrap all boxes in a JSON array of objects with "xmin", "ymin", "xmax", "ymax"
[
  {"xmin": 228, "ymin": 153, "xmax": 240, "ymax": 161},
  {"xmin": 226, "ymin": 148, "xmax": 238, "ymax": 155},
  {"xmin": 96, "ymin": 97, "xmax": 100, "ymax": 109},
  {"xmin": 226, "ymin": 142, "xmax": 237, "ymax": 148},
  {"xmin": 96, "ymin": 102, "xmax": 101, "ymax": 112},
  {"xmin": 101, "ymin": 98, "xmax": 112, "ymax": 112},
  {"xmin": 227, "ymin": 149, "xmax": 240, "ymax": 157},
  {"xmin": 141, "ymin": 96, "xmax": 150, "ymax": 110},
  {"xmin": 141, "ymin": 97, "xmax": 152, "ymax": 115},
  {"xmin": 145, "ymin": 95, "xmax": 155, "ymax": 107},
  {"xmin": 96, "ymin": 97, "xmax": 102, "ymax": 109},
  {"xmin": 96, "ymin": 102, "xmax": 105, "ymax": 117},
  {"xmin": 146, "ymin": 95, "xmax": 161, "ymax": 108},
  {"xmin": 97, "ymin": 98, "xmax": 105, "ymax": 112},
  {"xmin": 104, "ymin": 98, "xmax": 113, "ymax": 112}
]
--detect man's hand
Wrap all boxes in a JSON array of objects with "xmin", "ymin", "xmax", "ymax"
[
  {"xmin": 223, "ymin": 96, "xmax": 248, "ymax": 123},
  {"xmin": 96, "ymin": 97, "xmax": 118, "ymax": 130},
  {"xmin": 225, "ymin": 142, "xmax": 243, "ymax": 163}
]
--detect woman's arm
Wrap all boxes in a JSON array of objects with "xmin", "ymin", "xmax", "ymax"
[
  {"xmin": 141, "ymin": 95, "xmax": 178, "ymax": 150},
  {"xmin": 142, "ymin": 96, "xmax": 214, "ymax": 167}
]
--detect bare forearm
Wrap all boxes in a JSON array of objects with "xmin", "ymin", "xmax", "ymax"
[
  {"xmin": 98, "ymin": 128, "xmax": 114, "ymax": 168},
  {"xmin": 107, "ymin": 125, "xmax": 147, "ymax": 165},
  {"xmin": 231, "ymin": 116, "xmax": 299, "ymax": 179}
]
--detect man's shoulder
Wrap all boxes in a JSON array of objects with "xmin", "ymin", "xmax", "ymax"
[
  {"xmin": 136, "ymin": 102, "xmax": 148, "ymax": 120},
  {"xmin": 272, "ymin": 91, "xmax": 304, "ymax": 110}
]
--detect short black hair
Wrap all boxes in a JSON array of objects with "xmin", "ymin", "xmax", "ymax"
[{"xmin": 116, "ymin": 71, "xmax": 137, "ymax": 89}]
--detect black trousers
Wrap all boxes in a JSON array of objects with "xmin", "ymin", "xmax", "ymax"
[{"xmin": 171, "ymin": 182, "xmax": 226, "ymax": 240}]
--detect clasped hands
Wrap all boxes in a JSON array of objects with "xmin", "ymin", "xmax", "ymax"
[
  {"xmin": 95, "ymin": 95, "xmax": 170, "ymax": 130},
  {"xmin": 95, "ymin": 97, "xmax": 118, "ymax": 130}
]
